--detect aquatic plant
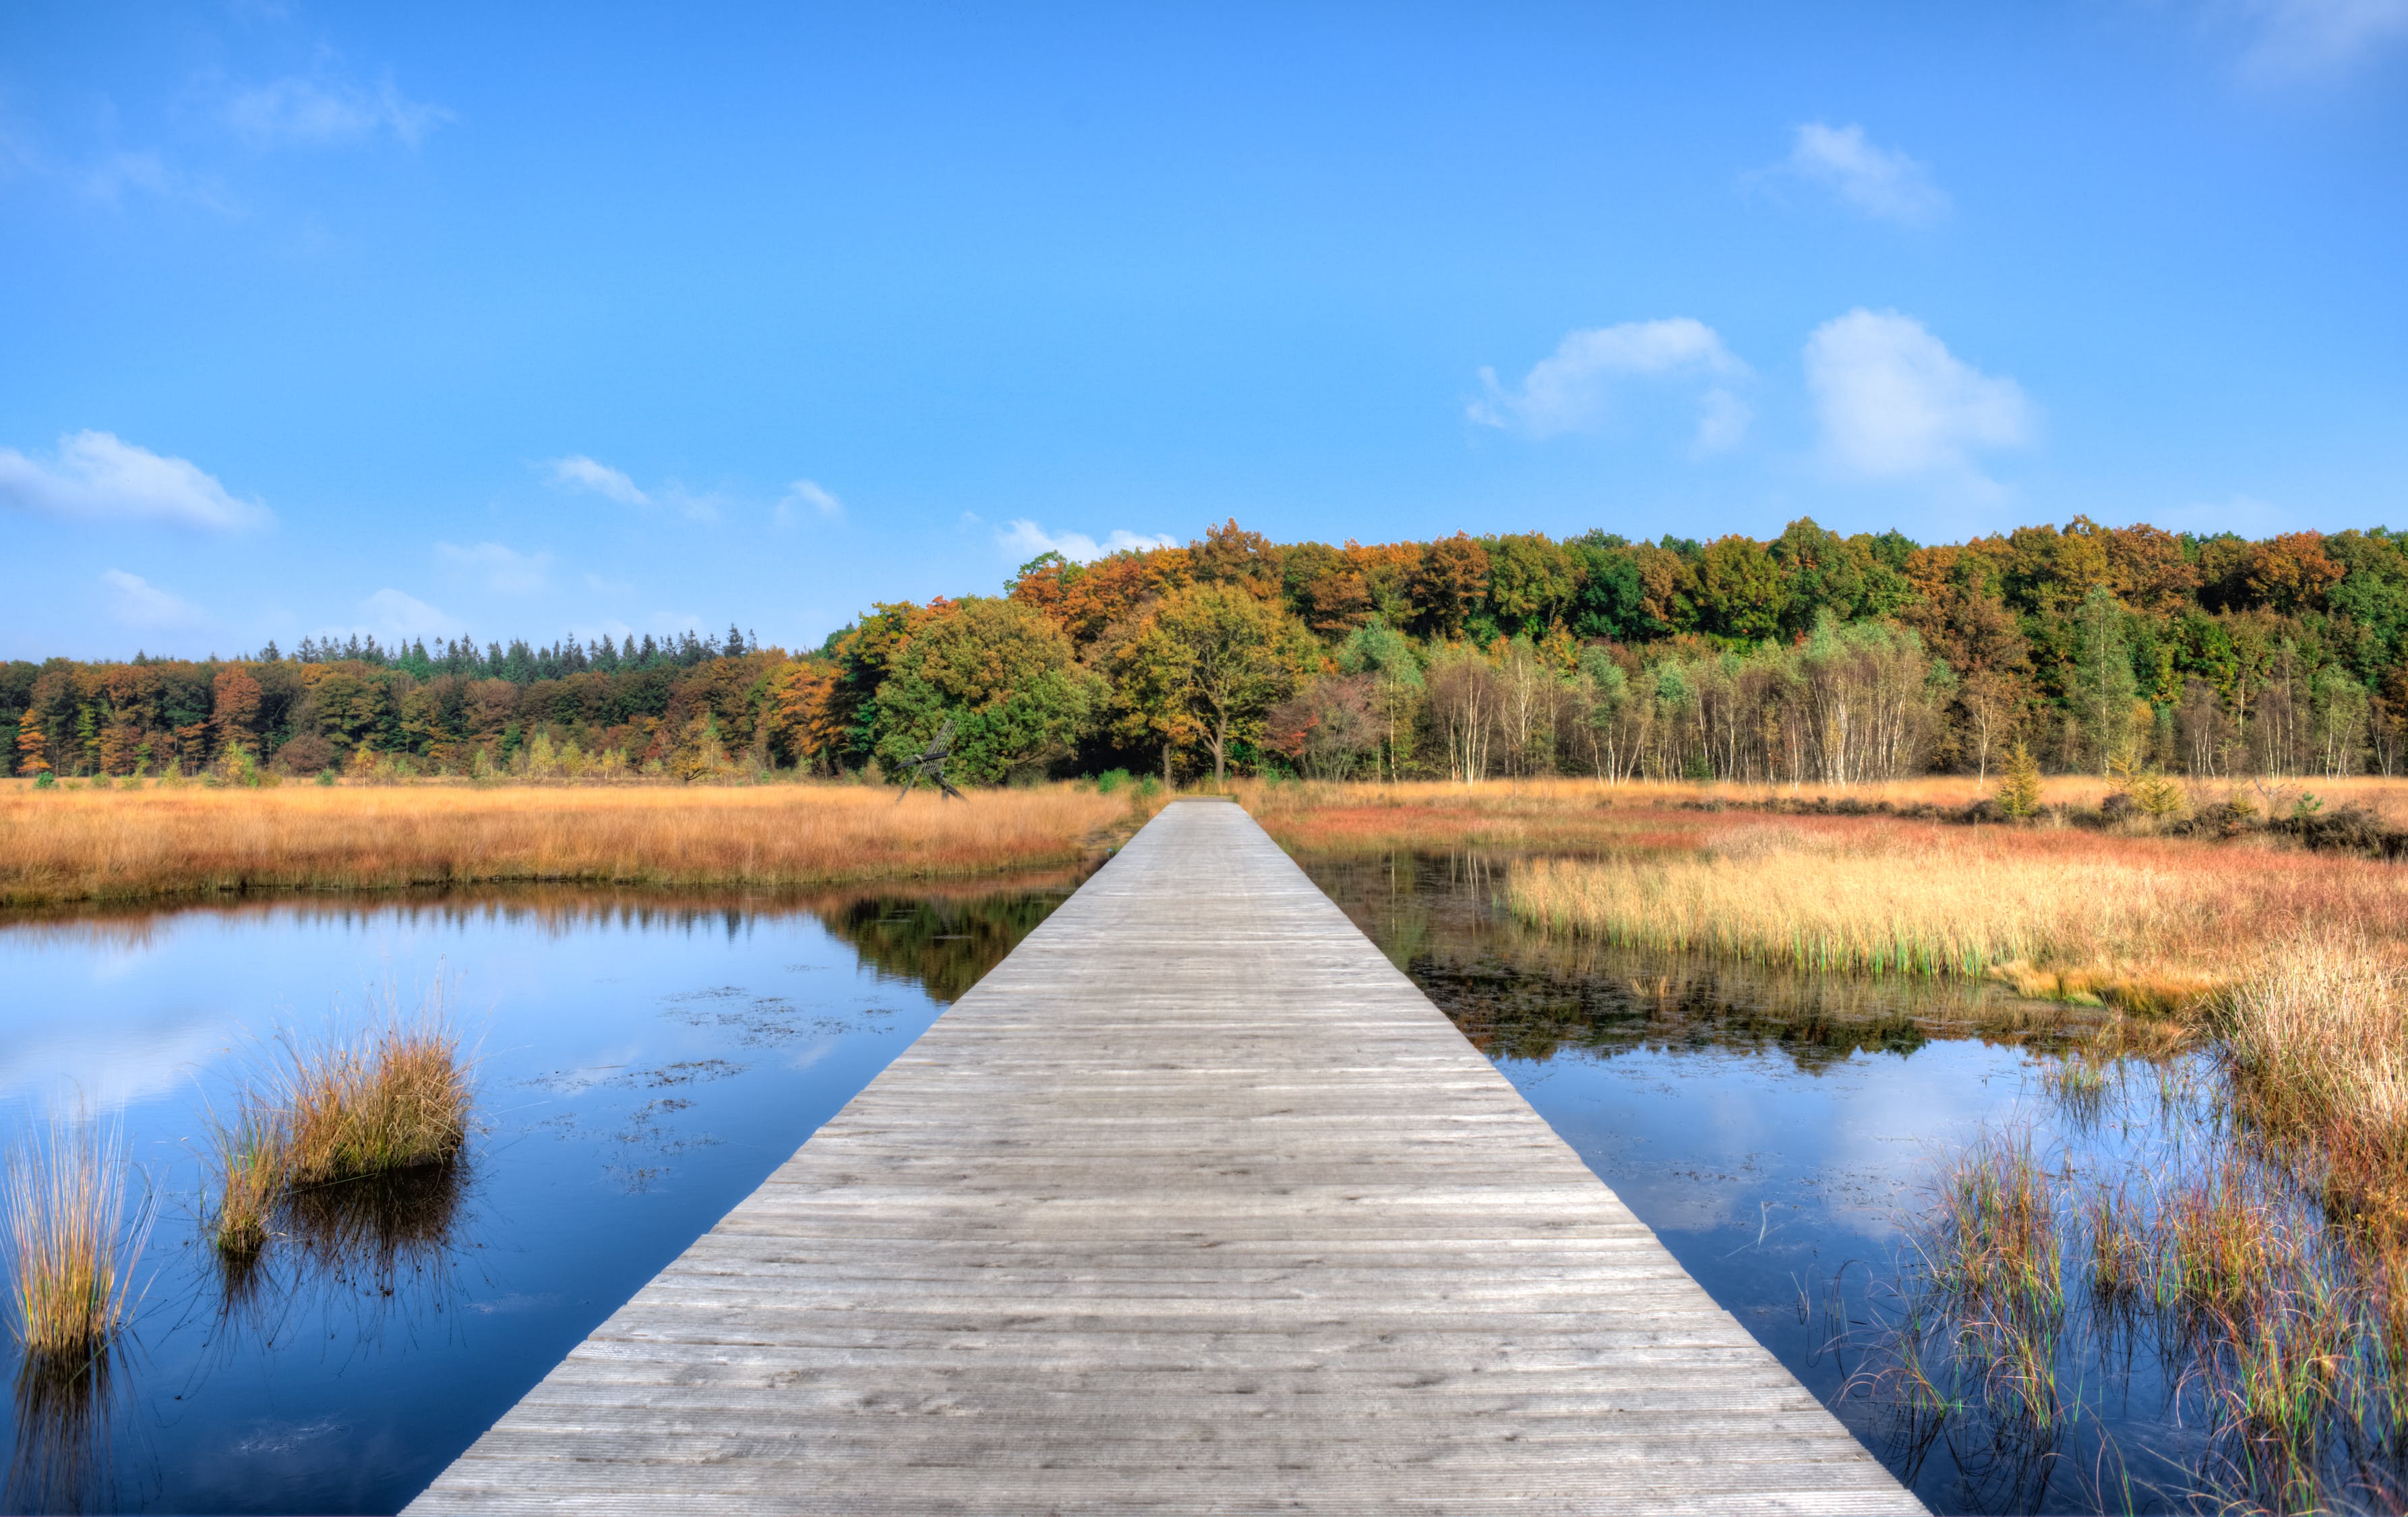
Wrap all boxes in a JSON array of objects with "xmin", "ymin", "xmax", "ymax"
[
  {"xmin": 2211, "ymin": 933, "xmax": 2408, "ymax": 1248},
  {"xmin": 276, "ymin": 999, "xmax": 473, "ymax": 1187},
  {"xmin": 200, "ymin": 1095, "xmax": 289, "ymax": 1257},
  {"xmin": 1, "ymin": 1118, "xmax": 150, "ymax": 1371}
]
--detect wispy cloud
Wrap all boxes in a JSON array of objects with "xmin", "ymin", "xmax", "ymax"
[
  {"xmin": 2235, "ymin": 0, "xmax": 2408, "ymax": 78},
  {"xmin": 79, "ymin": 149, "xmax": 237, "ymax": 212},
  {"xmin": 225, "ymin": 71, "xmax": 450, "ymax": 149},
  {"xmin": 358, "ymin": 588, "xmax": 462, "ymax": 640},
  {"xmin": 774, "ymin": 479, "xmax": 843, "ymax": 527},
  {"xmin": 1783, "ymin": 123, "xmax": 1948, "ymax": 225},
  {"xmin": 0, "ymin": 431, "xmax": 270, "ymax": 530},
  {"xmin": 997, "ymin": 520, "xmax": 1179, "ymax": 564},
  {"xmin": 100, "ymin": 569, "xmax": 206, "ymax": 630},
  {"xmin": 544, "ymin": 455, "xmax": 717, "ymax": 520},
  {"xmin": 1804, "ymin": 309, "xmax": 2035, "ymax": 491},
  {"xmin": 547, "ymin": 454, "xmax": 648, "ymax": 506},
  {"xmin": 1470, "ymin": 318, "xmax": 1750, "ymax": 450},
  {"xmin": 435, "ymin": 540, "xmax": 551, "ymax": 595}
]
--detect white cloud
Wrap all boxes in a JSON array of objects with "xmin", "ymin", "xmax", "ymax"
[
  {"xmin": 1784, "ymin": 123, "xmax": 1949, "ymax": 225},
  {"xmin": 359, "ymin": 588, "xmax": 462, "ymax": 640},
  {"xmin": 100, "ymin": 570, "xmax": 205, "ymax": 630},
  {"xmin": 0, "ymin": 431, "xmax": 269, "ymax": 530},
  {"xmin": 547, "ymin": 454, "xmax": 649, "ymax": 506},
  {"xmin": 226, "ymin": 73, "xmax": 450, "ymax": 148},
  {"xmin": 774, "ymin": 479, "xmax": 843, "ymax": 527},
  {"xmin": 1693, "ymin": 388, "xmax": 1753, "ymax": 455},
  {"xmin": 1470, "ymin": 318, "xmax": 1749, "ymax": 443},
  {"xmin": 997, "ymin": 520, "xmax": 1179, "ymax": 564},
  {"xmin": 435, "ymin": 540, "xmax": 551, "ymax": 595},
  {"xmin": 544, "ymin": 456, "xmax": 717, "ymax": 520},
  {"xmin": 1804, "ymin": 309, "xmax": 2035, "ymax": 487},
  {"xmin": 2238, "ymin": 0, "xmax": 2408, "ymax": 78}
]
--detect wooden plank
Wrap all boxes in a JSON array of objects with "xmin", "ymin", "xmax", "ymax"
[{"xmin": 407, "ymin": 800, "xmax": 1921, "ymax": 1515}]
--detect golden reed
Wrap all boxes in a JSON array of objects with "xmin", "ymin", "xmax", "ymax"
[{"xmin": 0, "ymin": 782, "xmax": 1143, "ymax": 907}]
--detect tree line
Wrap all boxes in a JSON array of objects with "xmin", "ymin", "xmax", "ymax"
[{"xmin": 10, "ymin": 516, "xmax": 2408, "ymax": 786}]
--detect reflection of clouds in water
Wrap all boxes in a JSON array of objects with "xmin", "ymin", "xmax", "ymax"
[
  {"xmin": 785, "ymin": 1038, "xmax": 844, "ymax": 1073},
  {"xmin": 0, "ymin": 1011, "xmax": 237, "ymax": 1115},
  {"xmin": 1806, "ymin": 1043, "xmax": 2039, "ymax": 1230},
  {"xmin": 1531, "ymin": 1041, "xmax": 2039, "ymax": 1240},
  {"xmin": 228, "ymin": 1417, "xmax": 345, "ymax": 1456}
]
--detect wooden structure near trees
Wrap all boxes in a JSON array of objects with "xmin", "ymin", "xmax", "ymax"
[{"xmin": 407, "ymin": 799, "xmax": 1921, "ymax": 1514}]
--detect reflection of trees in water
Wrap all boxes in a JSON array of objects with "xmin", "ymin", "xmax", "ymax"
[
  {"xmin": 5, "ymin": 874, "xmax": 1091, "ymax": 959},
  {"xmin": 1304, "ymin": 850, "xmax": 2090, "ymax": 1069},
  {"xmin": 815, "ymin": 890, "xmax": 1073, "ymax": 1003}
]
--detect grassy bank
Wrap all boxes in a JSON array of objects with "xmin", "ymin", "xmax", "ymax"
[
  {"xmin": 1501, "ymin": 825, "xmax": 2408, "ymax": 1012},
  {"xmin": 1239, "ymin": 774, "xmax": 2408, "ymax": 856},
  {"xmin": 0, "ymin": 782, "xmax": 1151, "ymax": 908}
]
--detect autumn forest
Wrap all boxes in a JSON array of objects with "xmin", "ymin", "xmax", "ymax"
[{"xmin": 9, "ymin": 516, "xmax": 2408, "ymax": 790}]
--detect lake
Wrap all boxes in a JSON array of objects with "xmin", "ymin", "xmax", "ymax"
[{"xmin": 1, "ymin": 854, "xmax": 2263, "ymax": 1514}]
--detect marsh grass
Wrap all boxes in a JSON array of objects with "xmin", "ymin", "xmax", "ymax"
[
  {"xmin": 203, "ymin": 985, "xmax": 474, "ymax": 1270},
  {"xmin": 1861, "ymin": 1067, "xmax": 2408, "ymax": 1516},
  {"xmin": 2, "ymin": 1118, "xmax": 150, "ymax": 1373},
  {"xmin": 0, "ymin": 782, "xmax": 1147, "ymax": 907},
  {"xmin": 1501, "ymin": 821, "xmax": 2408, "ymax": 1020}
]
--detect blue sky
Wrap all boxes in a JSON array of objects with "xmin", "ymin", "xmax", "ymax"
[{"xmin": 3, "ymin": 3, "xmax": 2403, "ymax": 660}]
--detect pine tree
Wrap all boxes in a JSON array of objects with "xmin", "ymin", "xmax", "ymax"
[
  {"xmin": 1998, "ymin": 741, "xmax": 2043, "ymax": 819},
  {"xmin": 16, "ymin": 708, "xmax": 50, "ymax": 775}
]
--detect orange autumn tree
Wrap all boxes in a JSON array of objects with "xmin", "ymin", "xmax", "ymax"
[{"xmin": 16, "ymin": 707, "xmax": 49, "ymax": 775}]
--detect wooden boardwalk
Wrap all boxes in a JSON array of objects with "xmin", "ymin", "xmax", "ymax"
[{"xmin": 409, "ymin": 799, "xmax": 1921, "ymax": 1515}]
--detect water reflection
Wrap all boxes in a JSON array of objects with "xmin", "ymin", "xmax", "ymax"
[
  {"xmin": 0, "ymin": 872, "xmax": 1075, "ymax": 1516},
  {"xmin": 7, "ymin": 1353, "xmax": 132, "ymax": 1516},
  {"xmin": 1306, "ymin": 850, "xmax": 2099, "ymax": 1064}
]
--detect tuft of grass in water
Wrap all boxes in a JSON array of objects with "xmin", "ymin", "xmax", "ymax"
[
  {"xmin": 278, "ymin": 1014, "xmax": 471, "ymax": 1187},
  {"xmin": 2, "ymin": 1119, "xmax": 150, "ymax": 1372},
  {"xmin": 203, "ymin": 985, "xmax": 476, "ymax": 1267},
  {"xmin": 200, "ymin": 1094, "xmax": 288, "ymax": 1258},
  {"xmin": 274, "ymin": 982, "xmax": 473, "ymax": 1190},
  {"xmin": 2211, "ymin": 933, "xmax": 2408, "ymax": 1252},
  {"xmin": 2082, "ymin": 1180, "xmax": 2150, "ymax": 1303},
  {"xmin": 2162, "ymin": 1163, "xmax": 2286, "ymax": 1317}
]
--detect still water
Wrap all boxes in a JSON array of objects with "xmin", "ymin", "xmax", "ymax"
[
  {"xmin": 4, "ymin": 857, "xmax": 2225, "ymax": 1514},
  {"xmin": 0, "ymin": 883, "xmax": 1075, "ymax": 1514},
  {"xmin": 1301, "ymin": 852, "xmax": 2213, "ymax": 1517}
]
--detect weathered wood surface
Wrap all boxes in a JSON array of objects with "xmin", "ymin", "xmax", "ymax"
[{"xmin": 408, "ymin": 799, "xmax": 1921, "ymax": 1515}]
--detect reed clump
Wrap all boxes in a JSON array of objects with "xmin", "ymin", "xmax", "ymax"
[
  {"xmin": 1503, "ymin": 822, "xmax": 2408, "ymax": 1014},
  {"xmin": 0, "ymin": 783, "xmax": 1144, "ymax": 908},
  {"xmin": 204, "ymin": 995, "xmax": 473, "ymax": 1257},
  {"xmin": 2210, "ymin": 934, "xmax": 2408, "ymax": 1249},
  {"xmin": 3, "ymin": 1121, "xmax": 149, "ymax": 1371}
]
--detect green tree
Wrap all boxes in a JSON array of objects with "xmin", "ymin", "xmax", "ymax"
[
  {"xmin": 2070, "ymin": 587, "xmax": 2138, "ymax": 774},
  {"xmin": 1693, "ymin": 535, "xmax": 1787, "ymax": 641},
  {"xmin": 1482, "ymin": 533, "xmax": 1576, "ymax": 636},
  {"xmin": 1998, "ymin": 741, "xmax": 2043, "ymax": 817},
  {"xmin": 1106, "ymin": 584, "xmax": 1311, "ymax": 784},
  {"xmin": 873, "ymin": 598, "xmax": 1100, "ymax": 785}
]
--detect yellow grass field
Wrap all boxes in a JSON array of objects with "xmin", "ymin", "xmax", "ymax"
[
  {"xmin": 0, "ymin": 781, "xmax": 1148, "ymax": 907},
  {"xmin": 1240, "ymin": 775, "xmax": 2408, "ymax": 1011}
]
